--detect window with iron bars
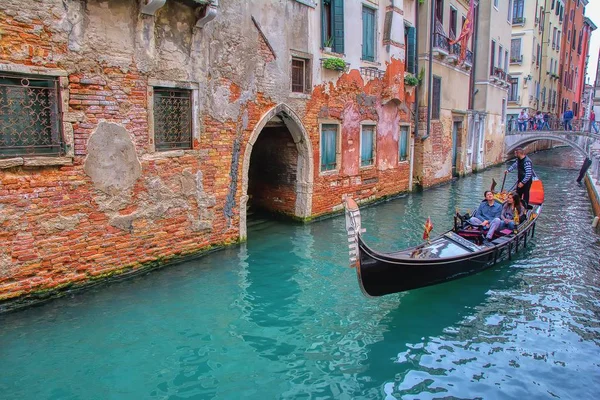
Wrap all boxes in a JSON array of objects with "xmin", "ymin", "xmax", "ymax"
[
  {"xmin": 0, "ymin": 73, "xmax": 63, "ymax": 158},
  {"xmin": 153, "ymin": 88, "xmax": 193, "ymax": 151}
]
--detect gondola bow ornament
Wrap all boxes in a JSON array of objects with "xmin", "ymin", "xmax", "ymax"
[{"xmin": 423, "ymin": 216, "xmax": 433, "ymax": 241}]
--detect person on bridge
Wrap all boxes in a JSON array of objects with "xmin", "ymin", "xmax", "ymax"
[
  {"xmin": 542, "ymin": 112, "xmax": 550, "ymax": 130},
  {"xmin": 535, "ymin": 111, "xmax": 544, "ymax": 130},
  {"xmin": 590, "ymin": 110, "xmax": 598, "ymax": 134},
  {"xmin": 506, "ymin": 147, "xmax": 536, "ymax": 206},
  {"xmin": 517, "ymin": 109, "xmax": 529, "ymax": 131},
  {"xmin": 563, "ymin": 107, "xmax": 574, "ymax": 131}
]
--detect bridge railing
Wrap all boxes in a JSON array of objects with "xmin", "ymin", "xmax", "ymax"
[{"xmin": 505, "ymin": 118, "xmax": 594, "ymax": 134}]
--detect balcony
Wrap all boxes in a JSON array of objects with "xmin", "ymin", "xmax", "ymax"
[
  {"xmin": 512, "ymin": 16, "xmax": 526, "ymax": 26},
  {"xmin": 447, "ymin": 41, "xmax": 461, "ymax": 62},
  {"xmin": 464, "ymin": 50, "xmax": 473, "ymax": 68},
  {"xmin": 432, "ymin": 33, "xmax": 449, "ymax": 57},
  {"xmin": 359, "ymin": 67, "xmax": 385, "ymax": 80},
  {"xmin": 492, "ymin": 67, "xmax": 507, "ymax": 82},
  {"xmin": 510, "ymin": 55, "xmax": 523, "ymax": 65}
]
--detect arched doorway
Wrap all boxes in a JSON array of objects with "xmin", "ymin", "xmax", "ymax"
[{"xmin": 240, "ymin": 104, "xmax": 313, "ymax": 240}]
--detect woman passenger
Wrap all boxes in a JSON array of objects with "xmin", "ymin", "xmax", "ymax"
[{"xmin": 488, "ymin": 192, "xmax": 526, "ymax": 237}]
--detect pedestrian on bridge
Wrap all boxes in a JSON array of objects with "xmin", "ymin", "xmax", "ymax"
[
  {"xmin": 506, "ymin": 147, "xmax": 536, "ymax": 206},
  {"xmin": 517, "ymin": 109, "xmax": 529, "ymax": 131},
  {"xmin": 590, "ymin": 110, "xmax": 598, "ymax": 134},
  {"xmin": 563, "ymin": 107, "xmax": 574, "ymax": 131}
]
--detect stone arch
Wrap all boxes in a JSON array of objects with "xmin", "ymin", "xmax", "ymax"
[
  {"xmin": 506, "ymin": 135, "xmax": 590, "ymax": 159},
  {"xmin": 240, "ymin": 103, "xmax": 314, "ymax": 240}
]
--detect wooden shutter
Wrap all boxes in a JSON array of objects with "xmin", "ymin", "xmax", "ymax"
[
  {"xmin": 407, "ymin": 26, "xmax": 416, "ymax": 74},
  {"xmin": 362, "ymin": 7, "xmax": 375, "ymax": 61},
  {"xmin": 332, "ymin": 0, "xmax": 344, "ymax": 54}
]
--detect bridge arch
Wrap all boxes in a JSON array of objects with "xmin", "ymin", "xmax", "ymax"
[{"xmin": 506, "ymin": 135, "xmax": 590, "ymax": 159}]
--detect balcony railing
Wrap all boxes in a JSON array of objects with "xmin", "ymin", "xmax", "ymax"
[
  {"xmin": 449, "ymin": 41, "xmax": 461, "ymax": 57},
  {"xmin": 508, "ymin": 95, "xmax": 520, "ymax": 103},
  {"xmin": 492, "ymin": 67, "xmax": 507, "ymax": 81},
  {"xmin": 433, "ymin": 33, "xmax": 449, "ymax": 54},
  {"xmin": 512, "ymin": 16, "xmax": 526, "ymax": 25},
  {"xmin": 465, "ymin": 49, "xmax": 473, "ymax": 66}
]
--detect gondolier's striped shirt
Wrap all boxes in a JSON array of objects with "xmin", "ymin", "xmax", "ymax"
[{"xmin": 507, "ymin": 156, "xmax": 534, "ymax": 184}]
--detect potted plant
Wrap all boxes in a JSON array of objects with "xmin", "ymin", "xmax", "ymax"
[
  {"xmin": 323, "ymin": 36, "xmax": 334, "ymax": 53},
  {"xmin": 404, "ymin": 73, "xmax": 419, "ymax": 87},
  {"xmin": 322, "ymin": 57, "xmax": 346, "ymax": 71}
]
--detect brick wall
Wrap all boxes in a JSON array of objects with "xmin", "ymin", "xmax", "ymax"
[{"xmin": 0, "ymin": 1, "xmax": 415, "ymax": 308}]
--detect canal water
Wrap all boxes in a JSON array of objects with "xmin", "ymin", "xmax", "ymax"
[{"xmin": 1, "ymin": 147, "xmax": 599, "ymax": 400}]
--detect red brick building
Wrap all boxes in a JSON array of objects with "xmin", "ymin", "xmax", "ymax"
[{"xmin": 0, "ymin": 0, "xmax": 418, "ymax": 307}]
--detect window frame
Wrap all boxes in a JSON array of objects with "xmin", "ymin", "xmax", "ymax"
[
  {"xmin": 319, "ymin": 121, "xmax": 340, "ymax": 174},
  {"xmin": 432, "ymin": 75, "xmax": 442, "ymax": 120},
  {"xmin": 510, "ymin": 38, "xmax": 522, "ymax": 63},
  {"xmin": 361, "ymin": 5, "xmax": 377, "ymax": 62},
  {"xmin": 290, "ymin": 53, "xmax": 312, "ymax": 95},
  {"xmin": 147, "ymin": 79, "xmax": 199, "ymax": 154},
  {"xmin": 0, "ymin": 64, "xmax": 74, "ymax": 168},
  {"xmin": 359, "ymin": 122, "xmax": 376, "ymax": 168},
  {"xmin": 398, "ymin": 124, "xmax": 410, "ymax": 163}
]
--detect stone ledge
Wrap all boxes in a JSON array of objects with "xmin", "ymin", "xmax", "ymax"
[
  {"xmin": 0, "ymin": 156, "xmax": 74, "ymax": 169},
  {"xmin": 23, "ymin": 157, "xmax": 74, "ymax": 167},
  {"xmin": 141, "ymin": 150, "xmax": 202, "ymax": 161}
]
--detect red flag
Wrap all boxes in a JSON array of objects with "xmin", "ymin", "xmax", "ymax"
[
  {"xmin": 423, "ymin": 216, "xmax": 433, "ymax": 241},
  {"xmin": 449, "ymin": 0, "xmax": 475, "ymax": 64}
]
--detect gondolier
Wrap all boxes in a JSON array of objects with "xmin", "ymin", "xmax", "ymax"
[{"xmin": 506, "ymin": 147, "xmax": 536, "ymax": 206}]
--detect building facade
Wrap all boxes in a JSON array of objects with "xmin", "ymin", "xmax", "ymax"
[
  {"xmin": 472, "ymin": 0, "xmax": 512, "ymax": 167},
  {"xmin": 507, "ymin": 0, "xmax": 549, "ymax": 120},
  {"xmin": 0, "ymin": 0, "xmax": 425, "ymax": 304},
  {"xmin": 415, "ymin": 0, "xmax": 474, "ymax": 183},
  {"xmin": 557, "ymin": 0, "xmax": 587, "ymax": 116}
]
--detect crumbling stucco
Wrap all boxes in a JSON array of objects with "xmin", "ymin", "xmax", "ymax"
[
  {"xmin": 83, "ymin": 122, "xmax": 142, "ymax": 195},
  {"xmin": 40, "ymin": 214, "xmax": 85, "ymax": 234}
]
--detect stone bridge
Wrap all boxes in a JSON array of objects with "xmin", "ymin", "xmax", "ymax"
[{"xmin": 504, "ymin": 119, "xmax": 600, "ymax": 186}]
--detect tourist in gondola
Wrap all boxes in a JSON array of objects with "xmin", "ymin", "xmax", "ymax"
[
  {"xmin": 506, "ymin": 147, "xmax": 536, "ymax": 206},
  {"xmin": 487, "ymin": 192, "xmax": 526, "ymax": 238},
  {"xmin": 468, "ymin": 190, "xmax": 502, "ymax": 243}
]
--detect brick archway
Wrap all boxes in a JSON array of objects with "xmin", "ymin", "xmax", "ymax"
[{"xmin": 240, "ymin": 104, "xmax": 313, "ymax": 240}]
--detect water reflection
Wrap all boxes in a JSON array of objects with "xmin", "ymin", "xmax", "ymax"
[{"xmin": 0, "ymin": 148, "xmax": 598, "ymax": 400}]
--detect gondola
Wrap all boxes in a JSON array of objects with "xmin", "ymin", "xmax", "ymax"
[{"xmin": 344, "ymin": 179, "xmax": 544, "ymax": 297}]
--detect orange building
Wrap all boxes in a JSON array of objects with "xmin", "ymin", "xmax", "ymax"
[{"xmin": 557, "ymin": 0, "xmax": 594, "ymax": 118}]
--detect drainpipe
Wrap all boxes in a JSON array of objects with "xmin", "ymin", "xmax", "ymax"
[
  {"xmin": 423, "ymin": 0, "xmax": 435, "ymax": 141},
  {"xmin": 196, "ymin": 0, "xmax": 219, "ymax": 29},
  {"xmin": 469, "ymin": 1, "xmax": 479, "ymax": 110},
  {"xmin": 140, "ymin": 0, "xmax": 166, "ymax": 16},
  {"xmin": 409, "ymin": 0, "xmax": 419, "ymax": 191}
]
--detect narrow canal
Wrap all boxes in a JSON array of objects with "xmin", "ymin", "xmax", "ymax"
[{"xmin": 1, "ymin": 147, "xmax": 599, "ymax": 400}]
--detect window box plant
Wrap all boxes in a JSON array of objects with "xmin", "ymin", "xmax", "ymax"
[
  {"xmin": 322, "ymin": 57, "xmax": 347, "ymax": 71},
  {"xmin": 404, "ymin": 73, "xmax": 419, "ymax": 87}
]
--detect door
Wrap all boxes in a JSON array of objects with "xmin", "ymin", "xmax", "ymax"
[{"xmin": 452, "ymin": 121, "xmax": 460, "ymax": 176}]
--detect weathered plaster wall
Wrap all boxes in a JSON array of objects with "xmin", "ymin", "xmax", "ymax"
[
  {"xmin": 306, "ymin": 66, "xmax": 413, "ymax": 217},
  {"xmin": 0, "ymin": 0, "xmax": 415, "ymax": 306}
]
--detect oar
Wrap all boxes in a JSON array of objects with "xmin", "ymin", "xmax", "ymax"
[{"xmin": 500, "ymin": 170, "xmax": 508, "ymax": 192}]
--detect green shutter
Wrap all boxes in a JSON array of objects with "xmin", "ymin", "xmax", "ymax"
[
  {"xmin": 399, "ymin": 127, "xmax": 408, "ymax": 161},
  {"xmin": 321, "ymin": 124, "xmax": 337, "ymax": 171},
  {"xmin": 362, "ymin": 7, "xmax": 375, "ymax": 61},
  {"xmin": 361, "ymin": 126, "xmax": 374, "ymax": 166},
  {"xmin": 332, "ymin": 0, "xmax": 344, "ymax": 54},
  {"xmin": 407, "ymin": 26, "xmax": 416, "ymax": 74}
]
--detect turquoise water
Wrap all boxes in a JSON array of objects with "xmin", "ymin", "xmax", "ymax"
[{"xmin": 1, "ymin": 148, "xmax": 599, "ymax": 399}]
